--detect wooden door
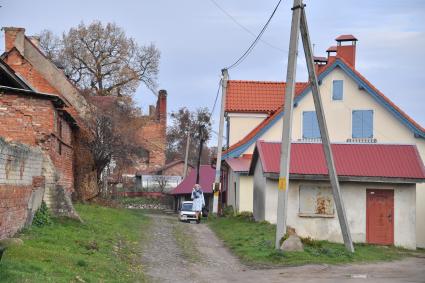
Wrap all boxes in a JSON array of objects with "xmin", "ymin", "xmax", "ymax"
[{"xmin": 366, "ymin": 189, "xmax": 394, "ymax": 245}]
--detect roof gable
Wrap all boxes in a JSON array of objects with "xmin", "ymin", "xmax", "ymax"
[
  {"xmin": 170, "ymin": 165, "xmax": 215, "ymax": 195},
  {"xmin": 223, "ymin": 58, "xmax": 425, "ymax": 159}
]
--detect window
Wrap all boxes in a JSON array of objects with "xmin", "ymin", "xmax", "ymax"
[
  {"xmin": 302, "ymin": 111, "xmax": 320, "ymax": 139},
  {"xmin": 332, "ymin": 80, "xmax": 343, "ymax": 100},
  {"xmin": 299, "ymin": 186, "xmax": 334, "ymax": 216},
  {"xmin": 352, "ymin": 110, "xmax": 373, "ymax": 138}
]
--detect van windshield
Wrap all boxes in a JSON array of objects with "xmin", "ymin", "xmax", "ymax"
[{"xmin": 181, "ymin": 203, "xmax": 193, "ymax": 211}]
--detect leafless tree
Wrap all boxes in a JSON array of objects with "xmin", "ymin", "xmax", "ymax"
[
  {"xmin": 38, "ymin": 21, "xmax": 160, "ymax": 96},
  {"xmin": 166, "ymin": 107, "xmax": 212, "ymax": 165},
  {"xmin": 152, "ymin": 175, "xmax": 169, "ymax": 193}
]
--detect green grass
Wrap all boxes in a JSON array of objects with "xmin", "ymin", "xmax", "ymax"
[
  {"xmin": 208, "ymin": 216, "xmax": 411, "ymax": 267},
  {"xmin": 0, "ymin": 204, "xmax": 150, "ymax": 283},
  {"xmin": 118, "ymin": 197, "xmax": 162, "ymax": 206}
]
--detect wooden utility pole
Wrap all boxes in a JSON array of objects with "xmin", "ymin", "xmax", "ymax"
[
  {"xmin": 212, "ymin": 69, "xmax": 228, "ymax": 214},
  {"xmin": 276, "ymin": 0, "xmax": 354, "ymax": 252},
  {"xmin": 299, "ymin": 7, "xmax": 354, "ymax": 252},
  {"xmin": 183, "ymin": 133, "xmax": 190, "ymax": 178},
  {"xmin": 276, "ymin": 0, "xmax": 303, "ymax": 250}
]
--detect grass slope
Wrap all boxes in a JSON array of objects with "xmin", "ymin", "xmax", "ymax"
[
  {"xmin": 208, "ymin": 216, "xmax": 409, "ymax": 266},
  {"xmin": 0, "ymin": 204, "xmax": 149, "ymax": 283}
]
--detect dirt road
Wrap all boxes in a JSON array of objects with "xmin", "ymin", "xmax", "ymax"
[{"xmin": 141, "ymin": 213, "xmax": 425, "ymax": 283}]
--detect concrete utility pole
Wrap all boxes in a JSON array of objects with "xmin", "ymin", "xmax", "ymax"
[
  {"xmin": 183, "ymin": 133, "xmax": 190, "ymax": 178},
  {"xmin": 196, "ymin": 125, "xmax": 205, "ymax": 184},
  {"xmin": 212, "ymin": 69, "xmax": 228, "ymax": 214},
  {"xmin": 277, "ymin": 0, "xmax": 354, "ymax": 252},
  {"xmin": 276, "ymin": 0, "xmax": 303, "ymax": 250},
  {"xmin": 299, "ymin": 7, "xmax": 354, "ymax": 252}
]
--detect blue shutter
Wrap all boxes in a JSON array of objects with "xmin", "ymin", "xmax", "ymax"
[
  {"xmin": 352, "ymin": 110, "xmax": 373, "ymax": 138},
  {"xmin": 303, "ymin": 111, "xmax": 320, "ymax": 139},
  {"xmin": 332, "ymin": 80, "xmax": 343, "ymax": 100},
  {"xmin": 363, "ymin": 110, "xmax": 373, "ymax": 138},
  {"xmin": 352, "ymin": 110, "xmax": 362, "ymax": 138},
  {"xmin": 303, "ymin": 111, "xmax": 313, "ymax": 138}
]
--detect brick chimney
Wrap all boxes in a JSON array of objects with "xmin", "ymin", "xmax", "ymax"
[
  {"xmin": 335, "ymin": 34, "xmax": 358, "ymax": 68},
  {"xmin": 156, "ymin": 89, "xmax": 167, "ymax": 125},
  {"xmin": 326, "ymin": 45, "xmax": 337, "ymax": 63},
  {"xmin": 3, "ymin": 27, "xmax": 25, "ymax": 54}
]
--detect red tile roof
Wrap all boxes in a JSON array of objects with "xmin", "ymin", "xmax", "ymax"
[
  {"xmin": 170, "ymin": 165, "xmax": 215, "ymax": 195},
  {"xmin": 223, "ymin": 57, "xmax": 425, "ymax": 157},
  {"xmin": 252, "ymin": 141, "xmax": 425, "ymax": 180},
  {"xmin": 225, "ymin": 157, "xmax": 252, "ymax": 172},
  {"xmin": 225, "ymin": 80, "xmax": 309, "ymax": 113}
]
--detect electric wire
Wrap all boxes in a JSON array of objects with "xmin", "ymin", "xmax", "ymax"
[
  {"xmin": 209, "ymin": 0, "xmax": 286, "ymax": 53},
  {"xmin": 210, "ymin": 79, "xmax": 222, "ymax": 116},
  {"xmin": 224, "ymin": 0, "xmax": 283, "ymax": 70}
]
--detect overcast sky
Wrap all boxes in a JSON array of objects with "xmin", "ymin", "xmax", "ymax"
[{"xmin": 1, "ymin": 0, "xmax": 424, "ymax": 144}]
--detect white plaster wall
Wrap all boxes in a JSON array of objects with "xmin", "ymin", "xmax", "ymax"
[
  {"xmin": 228, "ymin": 114, "xmax": 267, "ymax": 146},
  {"xmin": 226, "ymin": 168, "xmax": 237, "ymax": 210},
  {"xmin": 395, "ymin": 185, "xmax": 416, "ymax": 249},
  {"xmin": 261, "ymin": 179, "xmax": 416, "ymax": 249},
  {"xmin": 239, "ymin": 176, "xmax": 254, "ymax": 212},
  {"xmin": 252, "ymin": 161, "xmax": 266, "ymax": 221}
]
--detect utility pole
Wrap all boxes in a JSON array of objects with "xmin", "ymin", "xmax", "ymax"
[
  {"xmin": 276, "ymin": 0, "xmax": 354, "ymax": 252},
  {"xmin": 299, "ymin": 6, "xmax": 354, "ymax": 252},
  {"xmin": 275, "ymin": 0, "xmax": 303, "ymax": 250},
  {"xmin": 196, "ymin": 125, "xmax": 205, "ymax": 184},
  {"xmin": 183, "ymin": 133, "xmax": 190, "ymax": 178},
  {"xmin": 212, "ymin": 69, "xmax": 228, "ymax": 214}
]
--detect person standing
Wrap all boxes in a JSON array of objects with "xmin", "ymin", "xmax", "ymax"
[{"xmin": 191, "ymin": 184, "xmax": 205, "ymax": 224}]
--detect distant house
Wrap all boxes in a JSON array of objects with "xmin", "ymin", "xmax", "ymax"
[
  {"xmin": 221, "ymin": 34, "xmax": 425, "ymax": 247},
  {"xmin": 170, "ymin": 165, "xmax": 215, "ymax": 211},
  {"xmin": 249, "ymin": 141, "xmax": 425, "ymax": 249}
]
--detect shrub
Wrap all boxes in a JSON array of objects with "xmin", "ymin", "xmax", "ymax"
[
  {"xmin": 32, "ymin": 201, "xmax": 52, "ymax": 227},
  {"xmin": 236, "ymin": 211, "xmax": 254, "ymax": 222},
  {"xmin": 222, "ymin": 205, "xmax": 234, "ymax": 217}
]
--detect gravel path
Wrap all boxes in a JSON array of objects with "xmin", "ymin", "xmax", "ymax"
[{"xmin": 141, "ymin": 213, "xmax": 425, "ymax": 283}]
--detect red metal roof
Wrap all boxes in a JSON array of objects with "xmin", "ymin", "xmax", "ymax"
[
  {"xmin": 170, "ymin": 165, "xmax": 215, "ymax": 195},
  {"xmin": 253, "ymin": 141, "xmax": 425, "ymax": 180},
  {"xmin": 225, "ymin": 80, "xmax": 309, "ymax": 113},
  {"xmin": 225, "ymin": 157, "xmax": 252, "ymax": 172},
  {"xmin": 335, "ymin": 34, "xmax": 358, "ymax": 41}
]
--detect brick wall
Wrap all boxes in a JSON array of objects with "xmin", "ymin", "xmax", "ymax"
[
  {"xmin": 0, "ymin": 140, "xmax": 45, "ymax": 240},
  {"xmin": 0, "ymin": 91, "xmax": 74, "ymax": 195}
]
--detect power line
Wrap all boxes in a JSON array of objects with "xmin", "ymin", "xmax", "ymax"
[
  {"xmin": 209, "ymin": 0, "xmax": 286, "ymax": 53},
  {"xmin": 223, "ymin": 0, "xmax": 284, "ymax": 70},
  {"xmin": 210, "ymin": 79, "xmax": 222, "ymax": 116}
]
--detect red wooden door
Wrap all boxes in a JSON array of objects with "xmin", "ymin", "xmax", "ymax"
[{"xmin": 366, "ymin": 189, "xmax": 394, "ymax": 245}]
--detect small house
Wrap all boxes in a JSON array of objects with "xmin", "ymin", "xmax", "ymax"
[{"xmin": 249, "ymin": 141, "xmax": 425, "ymax": 249}]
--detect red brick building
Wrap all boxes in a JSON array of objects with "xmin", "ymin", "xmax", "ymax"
[
  {"xmin": 0, "ymin": 58, "xmax": 79, "ymax": 239},
  {"xmin": 1, "ymin": 27, "xmax": 97, "ymax": 201}
]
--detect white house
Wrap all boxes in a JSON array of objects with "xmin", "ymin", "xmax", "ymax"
[
  {"xmin": 249, "ymin": 141, "xmax": 425, "ymax": 249},
  {"xmin": 221, "ymin": 34, "xmax": 425, "ymax": 247}
]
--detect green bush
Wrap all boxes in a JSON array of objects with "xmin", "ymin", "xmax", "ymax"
[
  {"xmin": 236, "ymin": 211, "xmax": 254, "ymax": 222},
  {"xmin": 222, "ymin": 205, "xmax": 234, "ymax": 217},
  {"xmin": 32, "ymin": 201, "xmax": 52, "ymax": 227}
]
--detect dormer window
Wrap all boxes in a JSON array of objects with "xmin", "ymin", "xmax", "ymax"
[{"xmin": 332, "ymin": 80, "xmax": 343, "ymax": 100}]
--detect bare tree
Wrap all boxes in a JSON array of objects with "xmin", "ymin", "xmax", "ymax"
[
  {"xmin": 152, "ymin": 175, "xmax": 169, "ymax": 193},
  {"xmin": 166, "ymin": 107, "xmax": 212, "ymax": 165},
  {"xmin": 87, "ymin": 97, "xmax": 148, "ymax": 185},
  {"xmin": 38, "ymin": 21, "xmax": 160, "ymax": 96}
]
